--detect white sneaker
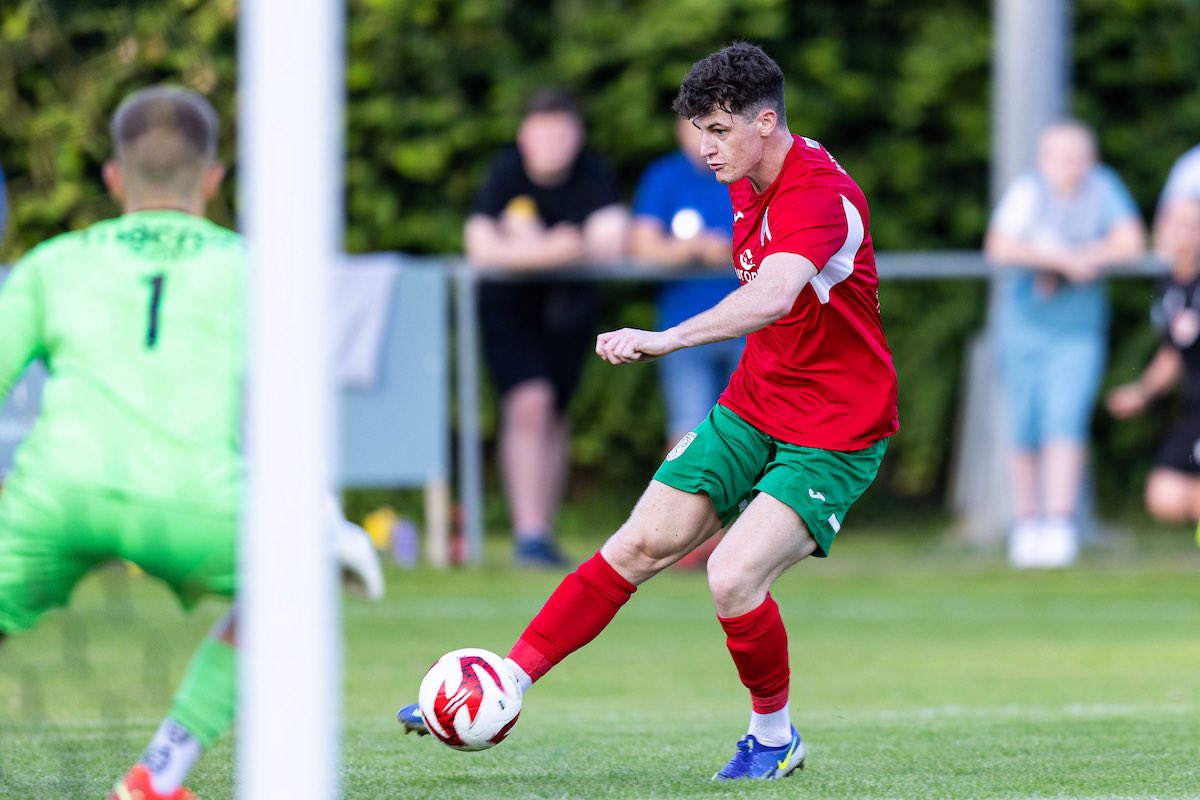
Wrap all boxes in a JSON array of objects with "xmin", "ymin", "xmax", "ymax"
[
  {"xmin": 1038, "ymin": 518, "xmax": 1078, "ymax": 569},
  {"xmin": 1008, "ymin": 519, "xmax": 1042, "ymax": 569},
  {"xmin": 325, "ymin": 495, "xmax": 386, "ymax": 601},
  {"xmin": 336, "ymin": 518, "xmax": 386, "ymax": 601}
]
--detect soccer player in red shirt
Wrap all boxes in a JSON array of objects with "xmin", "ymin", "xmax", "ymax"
[{"xmin": 401, "ymin": 42, "xmax": 899, "ymax": 781}]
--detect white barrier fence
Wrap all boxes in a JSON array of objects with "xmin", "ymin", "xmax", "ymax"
[{"xmin": 1, "ymin": 252, "xmax": 1168, "ymax": 565}]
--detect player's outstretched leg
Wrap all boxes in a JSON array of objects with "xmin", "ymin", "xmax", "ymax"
[
  {"xmin": 396, "ymin": 486, "xmax": 715, "ymax": 743},
  {"xmin": 397, "ymin": 551, "xmax": 638, "ymax": 737}
]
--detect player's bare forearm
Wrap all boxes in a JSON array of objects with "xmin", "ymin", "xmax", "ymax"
[
  {"xmin": 670, "ymin": 252, "xmax": 815, "ymax": 348},
  {"xmin": 596, "ymin": 253, "xmax": 815, "ymax": 366}
]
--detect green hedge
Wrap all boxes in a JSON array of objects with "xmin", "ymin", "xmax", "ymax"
[{"xmin": 3, "ymin": 0, "xmax": 1200, "ymax": 511}]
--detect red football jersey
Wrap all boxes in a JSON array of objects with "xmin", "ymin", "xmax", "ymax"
[{"xmin": 718, "ymin": 134, "xmax": 899, "ymax": 450}]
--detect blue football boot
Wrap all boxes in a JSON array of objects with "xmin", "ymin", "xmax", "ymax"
[
  {"xmin": 396, "ymin": 703, "xmax": 429, "ymax": 736},
  {"xmin": 712, "ymin": 726, "xmax": 805, "ymax": 780}
]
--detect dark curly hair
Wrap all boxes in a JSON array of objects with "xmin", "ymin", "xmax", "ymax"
[{"xmin": 672, "ymin": 42, "xmax": 786, "ymax": 124}]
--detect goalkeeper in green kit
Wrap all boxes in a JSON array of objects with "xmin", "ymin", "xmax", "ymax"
[{"xmin": 0, "ymin": 86, "xmax": 381, "ymax": 800}]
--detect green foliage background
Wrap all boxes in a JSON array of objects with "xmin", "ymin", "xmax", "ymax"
[{"xmin": 3, "ymin": 0, "xmax": 1200, "ymax": 510}]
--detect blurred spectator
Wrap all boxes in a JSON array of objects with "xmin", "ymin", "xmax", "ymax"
[
  {"xmin": 985, "ymin": 119, "xmax": 1146, "ymax": 569},
  {"xmin": 1106, "ymin": 198, "xmax": 1200, "ymax": 529},
  {"xmin": 464, "ymin": 88, "xmax": 628, "ymax": 568},
  {"xmin": 629, "ymin": 117, "xmax": 740, "ymax": 570},
  {"xmin": 1153, "ymin": 143, "xmax": 1200, "ymax": 258},
  {"xmin": 631, "ymin": 117, "xmax": 741, "ymax": 450}
]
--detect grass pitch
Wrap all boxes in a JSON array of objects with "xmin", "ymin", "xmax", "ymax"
[{"xmin": 1, "ymin": 524, "xmax": 1197, "ymax": 799}]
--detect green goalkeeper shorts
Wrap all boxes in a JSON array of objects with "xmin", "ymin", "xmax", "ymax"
[
  {"xmin": 652, "ymin": 404, "xmax": 887, "ymax": 557},
  {"xmin": 0, "ymin": 477, "xmax": 237, "ymax": 634}
]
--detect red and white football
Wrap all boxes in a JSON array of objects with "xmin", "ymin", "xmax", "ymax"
[{"xmin": 417, "ymin": 648, "xmax": 522, "ymax": 751}]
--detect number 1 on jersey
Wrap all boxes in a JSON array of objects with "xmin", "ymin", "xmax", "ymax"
[{"xmin": 144, "ymin": 273, "xmax": 166, "ymax": 348}]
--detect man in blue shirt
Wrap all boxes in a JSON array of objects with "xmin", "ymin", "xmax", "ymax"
[{"xmin": 630, "ymin": 117, "xmax": 742, "ymax": 451}]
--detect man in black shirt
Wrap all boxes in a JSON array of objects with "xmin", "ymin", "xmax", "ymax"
[
  {"xmin": 464, "ymin": 88, "xmax": 628, "ymax": 567},
  {"xmin": 1107, "ymin": 198, "xmax": 1200, "ymax": 539}
]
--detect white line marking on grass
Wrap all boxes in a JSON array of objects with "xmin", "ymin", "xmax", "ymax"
[
  {"xmin": 997, "ymin": 796, "xmax": 1187, "ymax": 800},
  {"xmin": 817, "ymin": 701, "xmax": 1196, "ymax": 722}
]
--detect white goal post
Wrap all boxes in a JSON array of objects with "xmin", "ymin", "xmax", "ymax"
[{"xmin": 238, "ymin": 0, "xmax": 343, "ymax": 798}]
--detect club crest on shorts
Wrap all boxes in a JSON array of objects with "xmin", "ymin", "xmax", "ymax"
[{"xmin": 666, "ymin": 432, "xmax": 697, "ymax": 461}]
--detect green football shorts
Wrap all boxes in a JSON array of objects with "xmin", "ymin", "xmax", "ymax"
[
  {"xmin": 0, "ymin": 477, "xmax": 237, "ymax": 634},
  {"xmin": 653, "ymin": 404, "xmax": 887, "ymax": 557}
]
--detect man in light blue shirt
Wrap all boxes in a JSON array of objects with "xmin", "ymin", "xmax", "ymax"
[{"xmin": 985, "ymin": 120, "xmax": 1145, "ymax": 568}]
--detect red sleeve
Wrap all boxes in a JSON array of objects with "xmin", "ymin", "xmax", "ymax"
[{"xmin": 764, "ymin": 183, "xmax": 849, "ymax": 272}]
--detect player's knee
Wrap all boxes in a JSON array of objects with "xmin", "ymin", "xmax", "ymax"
[
  {"xmin": 706, "ymin": 556, "xmax": 758, "ymax": 616},
  {"xmin": 602, "ymin": 527, "xmax": 680, "ymax": 580},
  {"xmin": 1145, "ymin": 475, "xmax": 1193, "ymax": 523},
  {"xmin": 1145, "ymin": 491, "xmax": 1191, "ymax": 524}
]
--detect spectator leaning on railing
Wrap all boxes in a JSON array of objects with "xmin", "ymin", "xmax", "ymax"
[
  {"xmin": 463, "ymin": 87, "xmax": 629, "ymax": 568},
  {"xmin": 984, "ymin": 119, "xmax": 1146, "ymax": 569}
]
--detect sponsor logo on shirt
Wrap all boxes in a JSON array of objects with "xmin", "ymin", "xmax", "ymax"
[{"xmin": 736, "ymin": 248, "xmax": 758, "ymax": 283}]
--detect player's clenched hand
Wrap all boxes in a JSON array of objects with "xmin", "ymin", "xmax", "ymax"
[{"xmin": 596, "ymin": 328, "xmax": 677, "ymax": 365}]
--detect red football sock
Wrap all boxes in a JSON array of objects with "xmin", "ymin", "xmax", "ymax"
[
  {"xmin": 507, "ymin": 551, "xmax": 636, "ymax": 683},
  {"xmin": 718, "ymin": 593, "xmax": 790, "ymax": 713}
]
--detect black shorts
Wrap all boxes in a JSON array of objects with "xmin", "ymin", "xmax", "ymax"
[
  {"xmin": 479, "ymin": 281, "xmax": 600, "ymax": 411},
  {"xmin": 1154, "ymin": 412, "xmax": 1200, "ymax": 475}
]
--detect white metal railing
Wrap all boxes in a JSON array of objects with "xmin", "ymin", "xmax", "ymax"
[{"xmin": 1, "ymin": 252, "xmax": 1171, "ymax": 564}]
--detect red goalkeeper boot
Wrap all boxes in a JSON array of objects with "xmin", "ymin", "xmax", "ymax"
[{"xmin": 108, "ymin": 764, "xmax": 197, "ymax": 800}]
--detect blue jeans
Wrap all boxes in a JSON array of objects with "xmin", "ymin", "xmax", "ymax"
[{"xmin": 657, "ymin": 337, "xmax": 744, "ymax": 438}]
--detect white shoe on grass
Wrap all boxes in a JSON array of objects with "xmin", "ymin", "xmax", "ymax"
[{"xmin": 336, "ymin": 518, "xmax": 386, "ymax": 601}]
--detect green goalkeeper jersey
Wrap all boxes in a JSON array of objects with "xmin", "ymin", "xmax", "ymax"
[{"xmin": 0, "ymin": 210, "xmax": 245, "ymax": 508}]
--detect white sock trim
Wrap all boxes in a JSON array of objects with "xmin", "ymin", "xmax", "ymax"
[
  {"xmin": 141, "ymin": 717, "xmax": 202, "ymax": 794},
  {"xmin": 504, "ymin": 657, "xmax": 533, "ymax": 694},
  {"xmin": 747, "ymin": 703, "xmax": 792, "ymax": 747}
]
